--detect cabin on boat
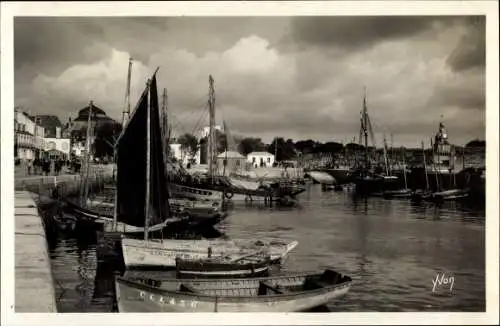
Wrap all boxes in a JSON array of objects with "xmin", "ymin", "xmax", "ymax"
[
  {"xmin": 217, "ymin": 151, "xmax": 246, "ymax": 175},
  {"xmin": 247, "ymin": 151, "xmax": 275, "ymax": 168}
]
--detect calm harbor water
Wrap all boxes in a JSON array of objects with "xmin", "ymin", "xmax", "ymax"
[{"xmin": 47, "ymin": 184, "xmax": 485, "ymax": 312}]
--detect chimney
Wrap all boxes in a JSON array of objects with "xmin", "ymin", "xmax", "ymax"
[{"xmin": 56, "ymin": 126, "xmax": 61, "ymax": 139}]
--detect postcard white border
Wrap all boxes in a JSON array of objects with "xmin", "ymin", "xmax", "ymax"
[{"xmin": 1, "ymin": 1, "xmax": 498, "ymax": 325}]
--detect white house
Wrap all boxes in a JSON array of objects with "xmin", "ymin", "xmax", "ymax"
[
  {"xmin": 217, "ymin": 150, "xmax": 246, "ymax": 175},
  {"xmin": 169, "ymin": 143, "xmax": 201, "ymax": 166},
  {"xmin": 247, "ymin": 151, "xmax": 275, "ymax": 168},
  {"xmin": 14, "ymin": 109, "xmax": 45, "ymax": 161},
  {"xmin": 44, "ymin": 138, "xmax": 71, "ymax": 160}
]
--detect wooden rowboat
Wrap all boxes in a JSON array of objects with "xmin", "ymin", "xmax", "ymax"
[
  {"xmin": 115, "ymin": 269, "xmax": 352, "ymax": 312},
  {"xmin": 175, "ymin": 251, "xmax": 271, "ymax": 279},
  {"xmin": 383, "ymin": 188, "xmax": 412, "ymax": 199}
]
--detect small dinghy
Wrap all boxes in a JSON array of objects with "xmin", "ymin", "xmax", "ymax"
[
  {"xmin": 411, "ymin": 189, "xmax": 433, "ymax": 202},
  {"xmin": 115, "ymin": 269, "xmax": 352, "ymax": 312},
  {"xmin": 175, "ymin": 250, "xmax": 271, "ymax": 279},
  {"xmin": 383, "ymin": 188, "xmax": 412, "ymax": 199},
  {"xmin": 431, "ymin": 188, "xmax": 469, "ymax": 202},
  {"xmin": 52, "ymin": 212, "xmax": 77, "ymax": 233}
]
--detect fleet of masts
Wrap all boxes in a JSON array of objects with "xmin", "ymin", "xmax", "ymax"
[{"xmin": 55, "ymin": 58, "xmax": 482, "ymax": 312}]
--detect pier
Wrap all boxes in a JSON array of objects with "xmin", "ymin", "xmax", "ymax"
[
  {"xmin": 15, "ymin": 191, "xmax": 57, "ymax": 312},
  {"xmin": 14, "ymin": 165, "xmax": 115, "ymax": 312}
]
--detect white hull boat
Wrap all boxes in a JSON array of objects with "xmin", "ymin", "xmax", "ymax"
[
  {"xmin": 116, "ymin": 269, "xmax": 352, "ymax": 312},
  {"xmin": 121, "ymin": 237, "xmax": 299, "ymax": 270}
]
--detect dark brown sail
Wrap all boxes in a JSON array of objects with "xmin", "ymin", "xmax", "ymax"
[{"xmin": 116, "ymin": 72, "xmax": 170, "ymax": 227}]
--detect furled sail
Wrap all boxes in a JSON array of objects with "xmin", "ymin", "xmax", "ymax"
[{"xmin": 115, "ymin": 71, "xmax": 170, "ymax": 227}]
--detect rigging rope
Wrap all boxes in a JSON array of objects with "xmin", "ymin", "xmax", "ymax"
[{"xmin": 191, "ymin": 102, "xmax": 209, "ymax": 136}]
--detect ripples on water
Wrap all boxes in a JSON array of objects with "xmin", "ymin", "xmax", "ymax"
[{"xmin": 47, "ymin": 185, "xmax": 485, "ymax": 312}]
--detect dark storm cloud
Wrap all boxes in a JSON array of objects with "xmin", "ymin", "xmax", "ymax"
[
  {"xmin": 14, "ymin": 17, "xmax": 111, "ymax": 76},
  {"xmin": 14, "ymin": 16, "xmax": 289, "ymax": 73},
  {"xmin": 286, "ymin": 16, "xmax": 459, "ymax": 52},
  {"xmin": 12, "ymin": 15, "xmax": 486, "ymax": 147},
  {"xmin": 446, "ymin": 16, "xmax": 485, "ymax": 72},
  {"xmin": 430, "ymin": 83, "xmax": 485, "ymax": 111}
]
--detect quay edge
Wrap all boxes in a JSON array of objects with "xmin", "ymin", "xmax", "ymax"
[
  {"xmin": 13, "ymin": 165, "xmax": 115, "ymax": 313},
  {"xmin": 14, "ymin": 190, "xmax": 57, "ymax": 312}
]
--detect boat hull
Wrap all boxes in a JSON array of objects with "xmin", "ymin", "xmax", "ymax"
[
  {"xmin": 169, "ymin": 184, "xmax": 224, "ymax": 201},
  {"xmin": 176, "ymin": 257, "xmax": 270, "ymax": 279},
  {"xmin": 116, "ymin": 270, "xmax": 351, "ymax": 312},
  {"xmin": 121, "ymin": 238, "xmax": 298, "ymax": 270},
  {"xmin": 63, "ymin": 198, "xmax": 225, "ymax": 236}
]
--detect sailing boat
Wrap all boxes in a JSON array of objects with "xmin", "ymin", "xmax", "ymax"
[
  {"xmin": 120, "ymin": 71, "xmax": 298, "ymax": 270},
  {"xmin": 169, "ymin": 75, "xmax": 306, "ymax": 205},
  {"xmin": 62, "ymin": 62, "xmax": 226, "ymax": 235},
  {"xmin": 383, "ymin": 136, "xmax": 412, "ymax": 199},
  {"xmin": 411, "ymin": 141, "xmax": 433, "ymax": 202},
  {"xmin": 352, "ymin": 89, "xmax": 398, "ymax": 195}
]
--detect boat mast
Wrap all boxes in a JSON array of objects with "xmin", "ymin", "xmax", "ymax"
[
  {"xmin": 362, "ymin": 88, "xmax": 369, "ymax": 169},
  {"xmin": 422, "ymin": 141, "xmax": 429, "ymax": 191},
  {"xmin": 383, "ymin": 132, "xmax": 389, "ymax": 176},
  {"xmin": 401, "ymin": 147, "xmax": 408, "ymax": 189},
  {"xmin": 208, "ymin": 75, "xmax": 216, "ymax": 180},
  {"xmin": 113, "ymin": 59, "xmax": 133, "ymax": 230},
  {"xmin": 144, "ymin": 78, "xmax": 152, "ymax": 242},
  {"xmin": 162, "ymin": 88, "xmax": 169, "ymax": 164},
  {"xmin": 274, "ymin": 138, "xmax": 278, "ymax": 164},
  {"xmin": 431, "ymin": 137, "xmax": 440, "ymax": 191},
  {"xmin": 81, "ymin": 100, "xmax": 94, "ymax": 206},
  {"xmin": 122, "ymin": 58, "xmax": 133, "ymax": 126},
  {"xmin": 390, "ymin": 133, "xmax": 394, "ymax": 174}
]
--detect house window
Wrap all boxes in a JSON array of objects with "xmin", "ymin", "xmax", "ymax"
[
  {"xmin": 236, "ymin": 160, "xmax": 240, "ymax": 166},
  {"xmin": 252, "ymin": 157, "xmax": 256, "ymax": 163},
  {"xmin": 267, "ymin": 157, "xmax": 271, "ymax": 163},
  {"xmin": 223, "ymin": 159, "xmax": 227, "ymax": 166}
]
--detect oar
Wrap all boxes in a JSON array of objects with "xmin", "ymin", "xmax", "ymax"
[{"xmin": 228, "ymin": 250, "xmax": 266, "ymax": 263}]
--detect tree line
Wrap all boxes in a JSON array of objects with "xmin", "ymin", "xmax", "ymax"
[{"xmin": 83, "ymin": 123, "xmax": 486, "ymax": 162}]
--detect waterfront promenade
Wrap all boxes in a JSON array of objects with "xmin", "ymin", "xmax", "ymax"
[
  {"xmin": 14, "ymin": 164, "xmax": 115, "ymax": 312},
  {"xmin": 15, "ymin": 190, "xmax": 57, "ymax": 312}
]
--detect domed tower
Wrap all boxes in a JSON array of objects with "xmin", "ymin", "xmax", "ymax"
[{"xmin": 432, "ymin": 118, "xmax": 454, "ymax": 172}]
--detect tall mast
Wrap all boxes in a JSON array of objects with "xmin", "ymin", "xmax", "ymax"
[
  {"xmin": 431, "ymin": 137, "xmax": 440, "ymax": 191},
  {"xmin": 422, "ymin": 141, "xmax": 429, "ymax": 191},
  {"xmin": 113, "ymin": 59, "xmax": 132, "ymax": 229},
  {"xmin": 401, "ymin": 147, "xmax": 408, "ymax": 189},
  {"xmin": 208, "ymin": 75, "xmax": 216, "ymax": 179},
  {"xmin": 390, "ymin": 133, "xmax": 394, "ymax": 174},
  {"xmin": 362, "ymin": 87, "xmax": 369, "ymax": 168},
  {"xmin": 81, "ymin": 101, "xmax": 94, "ymax": 206},
  {"xmin": 144, "ymin": 79, "xmax": 151, "ymax": 242},
  {"xmin": 383, "ymin": 132, "xmax": 389, "ymax": 176},
  {"xmin": 122, "ymin": 57, "xmax": 133, "ymax": 126},
  {"xmin": 274, "ymin": 138, "xmax": 278, "ymax": 163},
  {"xmin": 162, "ymin": 88, "xmax": 169, "ymax": 162}
]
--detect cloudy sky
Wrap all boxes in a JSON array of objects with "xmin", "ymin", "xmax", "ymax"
[{"xmin": 14, "ymin": 15, "xmax": 485, "ymax": 147}]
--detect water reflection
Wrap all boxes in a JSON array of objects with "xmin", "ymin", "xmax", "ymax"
[{"xmin": 47, "ymin": 184, "xmax": 485, "ymax": 312}]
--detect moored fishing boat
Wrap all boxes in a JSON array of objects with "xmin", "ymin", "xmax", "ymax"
[
  {"xmin": 169, "ymin": 76, "xmax": 306, "ymax": 205},
  {"xmin": 431, "ymin": 188, "xmax": 469, "ymax": 202},
  {"xmin": 175, "ymin": 250, "xmax": 271, "ymax": 278},
  {"xmin": 60, "ymin": 197, "xmax": 193, "ymax": 236},
  {"xmin": 121, "ymin": 237, "xmax": 298, "ymax": 270},
  {"xmin": 383, "ymin": 188, "xmax": 412, "ymax": 199},
  {"xmin": 115, "ymin": 269, "xmax": 352, "ymax": 312},
  {"xmin": 116, "ymin": 72, "xmax": 299, "ymax": 271}
]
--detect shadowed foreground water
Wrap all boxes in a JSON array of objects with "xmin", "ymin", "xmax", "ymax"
[{"xmin": 48, "ymin": 184, "xmax": 485, "ymax": 312}]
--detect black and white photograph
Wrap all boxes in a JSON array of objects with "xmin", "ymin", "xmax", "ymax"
[{"xmin": 1, "ymin": 1, "xmax": 498, "ymax": 325}]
